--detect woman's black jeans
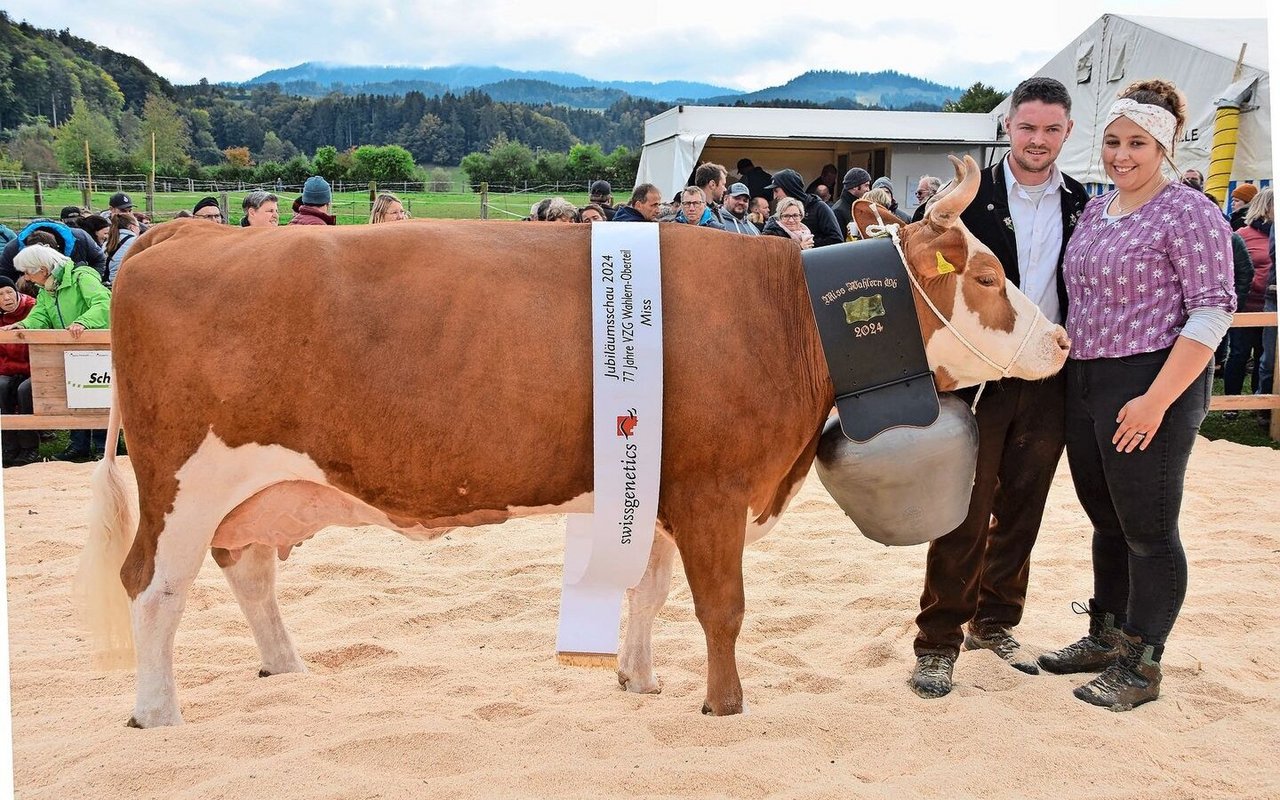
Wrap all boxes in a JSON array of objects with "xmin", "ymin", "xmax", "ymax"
[{"xmin": 1065, "ymin": 349, "xmax": 1212, "ymax": 653}]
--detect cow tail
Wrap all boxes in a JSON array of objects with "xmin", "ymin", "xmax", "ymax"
[{"xmin": 72, "ymin": 384, "xmax": 137, "ymax": 670}]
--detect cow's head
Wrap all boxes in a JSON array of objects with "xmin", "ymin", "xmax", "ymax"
[{"xmin": 850, "ymin": 155, "xmax": 1070, "ymax": 391}]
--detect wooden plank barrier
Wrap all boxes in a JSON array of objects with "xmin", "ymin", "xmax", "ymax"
[
  {"xmin": 1207, "ymin": 311, "xmax": 1280, "ymax": 441},
  {"xmin": 0, "ymin": 312, "xmax": 1276, "ymax": 439},
  {"xmin": 0, "ymin": 329, "xmax": 112, "ymax": 430}
]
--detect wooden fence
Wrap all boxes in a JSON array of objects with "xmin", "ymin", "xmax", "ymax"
[{"xmin": 1, "ymin": 313, "xmax": 1277, "ymax": 439}]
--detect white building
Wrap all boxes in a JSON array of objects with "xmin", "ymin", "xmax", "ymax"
[{"xmin": 634, "ymin": 105, "xmax": 999, "ymax": 214}]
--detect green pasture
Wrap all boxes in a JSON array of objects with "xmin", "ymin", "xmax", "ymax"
[{"xmin": 0, "ymin": 187, "xmax": 593, "ymax": 229}]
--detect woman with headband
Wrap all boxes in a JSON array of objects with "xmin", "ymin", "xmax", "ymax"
[{"xmin": 1039, "ymin": 80, "xmax": 1235, "ymax": 710}]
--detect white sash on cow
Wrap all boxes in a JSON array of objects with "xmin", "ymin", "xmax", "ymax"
[{"xmin": 556, "ymin": 222, "xmax": 663, "ymax": 668}]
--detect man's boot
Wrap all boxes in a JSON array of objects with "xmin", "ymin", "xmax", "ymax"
[
  {"xmin": 909, "ymin": 653, "xmax": 955, "ymax": 699},
  {"xmin": 963, "ymin": 625, "xmax": 1040, "ymax": 675},
  {"xmin": 1072, "ymin": 631, "xmax": 1161, "ymax": 711},
  {"xmin": 1039, "ymin": 600, "xmax": 1123, "ymax": 674}
]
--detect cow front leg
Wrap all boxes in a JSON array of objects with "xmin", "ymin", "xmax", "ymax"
[
  {"xmin": 618, "ymin": 529, "xmax": 676, "ymax": 694},
  {"xmin": 128, "ymin": 523, "xmax": 214, "ymax": 728},
  {"xmin": 216, "ymin": 543, "xmax": 307, "ymax": 677},
  {"xmin": 676, "ymin": 515, "xmax": 747, "ymax": 716}
]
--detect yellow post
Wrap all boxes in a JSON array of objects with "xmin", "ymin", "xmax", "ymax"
[
  {"xmin": 84, "ymin": 139, "xmax": 93, "ymax": 197},
  {"xmin": 1203, "ymin": 44, "xmax": 1254, "ymax": 207}
]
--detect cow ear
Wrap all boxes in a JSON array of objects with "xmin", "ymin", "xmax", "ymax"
[
  {"xmin": 850, "ymin": 200, "xmax": 894, "ymax": 239},
  {"xmin": 901, "ymin": 225, "xmax": 967, "ymax": 279}
]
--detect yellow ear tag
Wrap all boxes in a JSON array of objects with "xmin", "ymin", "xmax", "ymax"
[{"xmin": 935, "ymin": 251, "xmax": 956, "ymax": 275}]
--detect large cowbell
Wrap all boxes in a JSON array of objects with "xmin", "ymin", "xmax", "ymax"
[{"xmin": 801, "ymin": 237, "xmax": 978, "ymax": 546}]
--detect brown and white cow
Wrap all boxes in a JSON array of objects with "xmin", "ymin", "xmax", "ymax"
[{"xmin": 79, "ymin": 155, "xmax": 1068, "ymax": 727}]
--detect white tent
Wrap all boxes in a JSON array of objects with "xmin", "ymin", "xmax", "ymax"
[
  {"xmin": 634, "ymin": 106, "xmax": 1000, "ymax": 208},
  {"xmin": 991, "ymin": 14, "xmax": 1271, "ymax": 189}
]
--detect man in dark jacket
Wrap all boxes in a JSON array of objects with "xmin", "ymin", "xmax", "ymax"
[
  {"xmin": 831, "ymin": 167, "xmax": 872, "ymax": 241},
  {"xmin": 0, "ymin": 220, "xmax": 108, "ymax": 285},
  {"xmin": 909, "ymin": 76, "xmax": 1091, "ymax": 701},
  {"xmin": 612, "ymin": 184, "xmax": 663, "ymax": 222},
  {"xmin": 736, "ymin": 159, "xmax": 773, "ymax": 201},
  {"xmin": 766, "ymin": 169, "xmax": 842, "ymax": 247}
]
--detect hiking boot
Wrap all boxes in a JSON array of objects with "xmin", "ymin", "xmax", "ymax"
[
  {"xmin": 909, "ymin": 653, "xmax": 955, "ymax": 699},
  {"xmin": 1073, "ymin": 631, "xmax": 1161, "ymax": 711},
  {"xmin": 1039, "ymin": 600, "xmax": 1123, "ymax": 674},
  {"xmin": 2, "ymin": 448, "xmax": 39, "ymax": 468},
  {"xmin": 964, "ymin": 626, "xmax": 1040, "ymax": 675}
]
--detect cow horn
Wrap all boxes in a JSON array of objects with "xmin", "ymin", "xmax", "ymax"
[{"xmin": 925, "ymin": 155, "xmax": 979, "ymax": 232}]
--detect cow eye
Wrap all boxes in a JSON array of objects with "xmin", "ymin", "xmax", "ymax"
[{"xmin": 975, "ymin": 274, "xmax": 999, "ymax": 287}]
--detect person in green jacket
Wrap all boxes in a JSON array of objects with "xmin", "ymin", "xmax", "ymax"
[{"xmin": 5, "ymin": 243, "xmax": 112, "ymax": 460}]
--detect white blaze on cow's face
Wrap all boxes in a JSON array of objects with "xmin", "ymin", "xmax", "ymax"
[{"xmin": 916, "ymin": 229, "xmax": 1070, "ymax": 390}]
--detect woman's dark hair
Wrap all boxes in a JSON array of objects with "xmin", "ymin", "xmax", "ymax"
[
  {"xmin": 77, "ymin": 215, "xmax": 110, "ymax": 238},
  {"xmin": 577, "ymin": 203, "xmax": 607, "ymax": 222},
  {"xmin": 106, "ymin": 212, "xmax": 138, "ymax": 257}
]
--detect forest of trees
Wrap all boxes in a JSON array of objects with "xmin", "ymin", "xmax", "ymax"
[{"xmin": 0, "ymin": 12, "xmax": 1004, "ymax": 189}]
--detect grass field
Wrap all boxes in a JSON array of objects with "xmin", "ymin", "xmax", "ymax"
[{"xmin": 0, "ymin": 186, "xmax": 593, "ymax": 229}]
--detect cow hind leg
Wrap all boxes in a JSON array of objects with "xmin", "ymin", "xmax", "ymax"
[
  {"xmin": 216, "ymin": 543, "xmax": 307, "ymax": 677},
  {"xmin": 617, "ymin": 529, "xmax": 676, "ymax": 694},
  {"xmin": 674, "ymin": 512, "xmax": 747, "ymax": 716},
  {"xmin": 127, "ymin": 519, "xmax": 217, "ymax": 728}
]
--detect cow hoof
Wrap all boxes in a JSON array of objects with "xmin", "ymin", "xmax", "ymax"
[
  {"xmin": 126, "ymin": 709, "xmax": 184, "ymax": 728},
  {"xmin": 617, "ymin": 671, "xmax": 662, "ymax": 694},
  {"xmin": 700, "ymin": 699, "xmax": 746, "ymax": 716}
]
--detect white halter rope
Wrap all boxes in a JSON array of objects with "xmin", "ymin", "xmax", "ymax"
[{"xmin": 856, "ymin": 200, "xmax": 1040, "ymax": 411}]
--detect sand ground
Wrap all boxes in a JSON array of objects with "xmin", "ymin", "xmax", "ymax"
[{"xmin": 3, "ymin": 437, "xmax": 1277, "ymax": 799}]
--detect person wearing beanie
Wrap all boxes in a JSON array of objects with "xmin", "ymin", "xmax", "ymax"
[
  {"xmin": 1230, "ymin": 183, "xmax": 1258, "ymax": 230},
  {"xmin": 289, "ymin": 176, "xmax": 337, "ymax": 226},
  {"xmin": 192, "ymin": 197, "xmax": 223, "ymax": 222},
  {"xmin": 871, "ymin": 176, "xmax": 911, "ymax": 223},
  {"xmin": 831, "ymin": 167, "xmax": 873, "ymax": 241},
  {"xmin": 0, "ymin": 273, "xmax": 37, "ymax": 467}
]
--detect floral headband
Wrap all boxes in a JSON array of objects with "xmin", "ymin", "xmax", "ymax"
[{"xmin": 1105, "ymin": 98, "xmax": 1178, "ymax": 165}]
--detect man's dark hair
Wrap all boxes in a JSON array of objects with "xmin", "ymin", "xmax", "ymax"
[
  {"xmin": 1008, "ymin": 77, "xmax": 1071, "ymax": 115},
  {"xmin": 694, "ymin": 162, "xmax": 726, "ymax": 190},
  {"xmin": 25, "ymin": 230, "xmax": 59, "ymax": 249},
  {"xmin": 737, "ymin": 158, "xmax": 754, "ymax": 171},
  {"xmin": 629, "ymin": 183, "xmax": 659, "ymax": 205}
]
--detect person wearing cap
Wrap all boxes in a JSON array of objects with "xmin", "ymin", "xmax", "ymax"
[
  {"xmin": 192, "ymin": 197, "xmax": 224, "ymax": 223},
  {"xmin": 589, "ymin": 180, "xmax": 615, "ymax": 220},
  {"xmin": 831, "ymin": 168, "xmax": 872, "ymax": 242},
  {"xmin": 1229, "ymin": 183, "xmax": 1258, "ymax": 230},
  {"xmin": 60, "ymin": 206, "xmax": 84, "ymax": 225},
  {"xmin": 766, "ymin": 169, "xmax": 841, "ymax": 247},
  {"xmin": 717, "ymin": 183, "xmax": 759, "ymax": 236},
  {"xmin": 0, "ymin": 274, "xmax": 37, "ymax": 467},
  {"xmin": 736, "ymin": 158, "xmax": 773, "ymax": 201},
  {"xmin": 289, "ymin": 176, "xmax": 337, "ymax": 226},
  {"xmin": 107, "ymin": 192, "xmax": 133, "ymax": 218}
]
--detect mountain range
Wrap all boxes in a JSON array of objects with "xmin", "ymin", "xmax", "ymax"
[{"xmin": 243, "ymin": 63, "xmax": 967, "ymax": 110}]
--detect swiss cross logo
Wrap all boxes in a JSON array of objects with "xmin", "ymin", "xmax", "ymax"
[{"xmin": 617, "ymin": 409, "xmax": 638, "ymax": 438}]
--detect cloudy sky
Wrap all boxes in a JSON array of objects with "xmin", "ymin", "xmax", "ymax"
[{"xmin": 3, "ymin": 1, "xmax": 1271, "ymax": 90}]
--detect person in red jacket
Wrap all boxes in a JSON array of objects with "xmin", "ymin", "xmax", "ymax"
[
  {"xmin": 288, "ymin": 176, "xmax": 337, "ymax": 226},
  {"xmin": 0, "ymin": 275, "xmax": 37, "ymax": 466}
]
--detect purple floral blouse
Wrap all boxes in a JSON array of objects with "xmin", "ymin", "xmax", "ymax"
[{"xmin": 1064, "ymin": 181, "xmax": 1236, "ymax": 360}]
